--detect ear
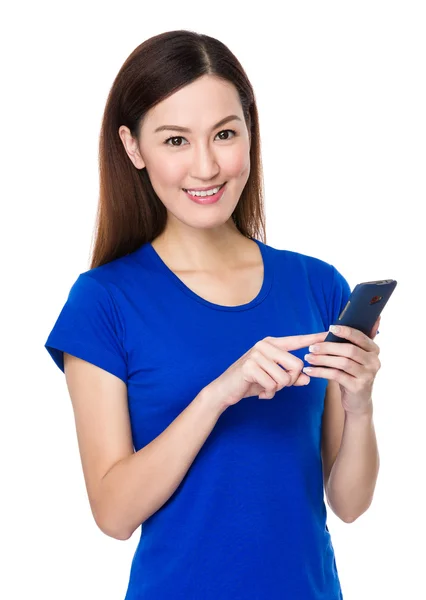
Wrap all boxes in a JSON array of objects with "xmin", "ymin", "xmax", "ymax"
[{"xmin": 118, "ymin": 126, "xmax": 146, "ymax": 170}]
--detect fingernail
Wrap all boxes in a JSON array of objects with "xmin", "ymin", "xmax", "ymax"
[{"xmin": 329, "ymin": 325, "xmax": 340, "ymax": 333}]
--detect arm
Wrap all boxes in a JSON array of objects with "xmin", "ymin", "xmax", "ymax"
[
  {"xmin": 64, "ymin": 353, "xmax": 227, "ymax": 541},
  {"xmin": 321, "ymin": 380, "xmax": 380, "ymax": 523}
]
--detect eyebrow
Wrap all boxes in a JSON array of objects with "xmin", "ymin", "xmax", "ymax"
[{"xmin": 153, "ymin": 114, "xmax": 242, "ymax": 134}]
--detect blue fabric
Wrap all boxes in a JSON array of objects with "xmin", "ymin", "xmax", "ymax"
[{"xmin": 45, "ymin": 238, "xmax": 352, "ymax": 599}]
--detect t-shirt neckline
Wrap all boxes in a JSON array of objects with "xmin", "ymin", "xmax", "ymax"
[{"xmin": 145, "ymin": 237, "xmax": 274, "ymax": 312}]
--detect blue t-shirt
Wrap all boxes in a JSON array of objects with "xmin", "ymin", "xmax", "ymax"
[{"xmin": 45, "ymin": 237, "xmax": 352, "ymax": 600}]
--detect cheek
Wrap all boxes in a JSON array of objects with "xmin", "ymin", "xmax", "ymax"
[
  {"xmin": 154, "ymin": 163, "xmax": 186, "ymax": 186},
  {"xmin": 224, "ymin": 149, "xmax": 250, "ymax": 178},
  {"xmin": 146, "ymin": 151, "xmax": 186, "ymax": 185}
]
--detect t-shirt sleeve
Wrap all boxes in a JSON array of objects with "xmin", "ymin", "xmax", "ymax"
[{"xmin": 44, "ymin": 273, "xmax": 128, "ymax": 383}]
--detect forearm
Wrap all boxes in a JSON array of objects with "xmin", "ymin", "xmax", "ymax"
[
  {"xmin": 98, "ymin": 388, "xmax": 227, "ymax": 540},
  {"xmin": 326, "ymin": 405, "xmax": 380, "ymax": 523}
]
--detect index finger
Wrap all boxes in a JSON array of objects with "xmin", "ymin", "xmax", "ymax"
[{"xmin": 274, "ymin": 331, "xmax": 329, "ymax": 352}]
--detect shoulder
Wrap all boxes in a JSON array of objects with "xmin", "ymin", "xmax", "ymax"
[
  {"xmin": 76, "ymin": 244, "xmax": 148, "ymax": 298},
  {"xmin": 262, "ymin": 241, "xmax": 351, "ymax": 328},
  {"xmin": 263, "ymin": 241, "xmax": 336, "ymax": 284}
]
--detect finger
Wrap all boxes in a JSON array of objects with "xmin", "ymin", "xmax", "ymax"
[
  {"xmin": 258, "ymin": 339, "xmax": 305, "ymax": 376},
  {"xmin": 302, "ymin": 365, "xmax": 356, "ymax": 388},
  {"xmin": 258, "ymin": 370, "xmax": 310, "ymax": 394},
  {"xmin": 253, "ymin": 351, "xmax": 294, "ymax": 389},
  {"xmin": 309, "ymin": 341, "xmax": 366, "ymax": 366},
  {"xmin": 272, "ymin": 331, "xmax": 329, "ymax": 352},
  {"xmin": 304, "ymin": 352, "xmax": 364, "ymax": 376},
  {"xmin": 248, "ymin": 361, "xmax": 281, "ymax": 399},
  {"xmin": 328, "ymin": 325, "xmax": 377, "ymax": 352},
  {"xmin": 294, "ymin": 372, "xmax": 311, "ymax": 386}
]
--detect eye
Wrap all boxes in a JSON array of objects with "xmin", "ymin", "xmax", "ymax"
[{"xmin": 163, "ymin": 129, "xmax": 237, "ymax": 147}]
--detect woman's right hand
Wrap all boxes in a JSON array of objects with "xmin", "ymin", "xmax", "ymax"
[{"xmin": 206, "ymin": 331, "xmax": 329, "ymax": 409}]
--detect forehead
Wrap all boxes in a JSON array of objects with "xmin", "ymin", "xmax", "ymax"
[{"xmin": 144, "ymin": 76, "xmax": 242, "ymax": 131}]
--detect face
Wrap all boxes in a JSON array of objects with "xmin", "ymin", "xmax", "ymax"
[{"xmin": 119, "ymin": 75, "xmax": 251, "ymax": 233}]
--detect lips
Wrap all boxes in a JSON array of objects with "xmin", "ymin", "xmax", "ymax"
[
  {"xmin": 182, "ymin": 183, "xmax": 226, "ymax": 192},
  {"xmin": 183, "ymin": 182, "xmax": 227, "ymax": 204}
]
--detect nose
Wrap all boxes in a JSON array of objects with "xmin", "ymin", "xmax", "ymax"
[{"xmin": 189, "ymin": 143, "xmax": 221, "ymax": 181}]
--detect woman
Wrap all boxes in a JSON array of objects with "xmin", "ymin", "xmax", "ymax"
[{"xmin": 45, "ymin": 30, "xmax": 381, "ymax": 600}]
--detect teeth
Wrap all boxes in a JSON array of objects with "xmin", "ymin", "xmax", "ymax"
[{"xmin": 185, "ymin": 185, "xmax": 223, "ymax": 197}]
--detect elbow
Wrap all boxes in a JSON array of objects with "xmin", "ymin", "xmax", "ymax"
[
  {"xmin": 102, "ymin": 523, "xmax": 132, "ymax": 540},
  {"xmin": 339, "ymin": 500, "xmax": 374, "ymax": 524},
  {"xmin": 97, "ymin": 517, "xmax": 132, "ymax": 540},
  {"xmin": 93, "ymin": 504, "xmax": 132, "ymax": 541},
  {"xmin": 327, "ymin": 497, "xmax": 371, "ymax": 524},
  {"xmin": 340, "ymin": 514, "xmax": 358, "ymax": 524}
]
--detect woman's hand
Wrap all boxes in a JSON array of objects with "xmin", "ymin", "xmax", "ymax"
[
  {"xmin": 205, "ymin": 331, "xmax": 330, "ymax": 409},
  {"xmin": 302, "ymin": 316, "xmax": 382, "ymax": 415}
]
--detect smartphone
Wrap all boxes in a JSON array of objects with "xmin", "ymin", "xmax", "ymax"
[{"xmin": 324, "ymin": 279, "xmax": 397, "ymax": 343}]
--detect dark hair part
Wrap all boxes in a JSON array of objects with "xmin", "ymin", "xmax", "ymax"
[{"xmin": 90, "ymin": 30, "xmax": 266, "ymax": 269}]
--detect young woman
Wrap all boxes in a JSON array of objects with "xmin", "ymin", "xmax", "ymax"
[{"xmin": 45, "ymin": 30, "xmax": 381, "ymax": 600}]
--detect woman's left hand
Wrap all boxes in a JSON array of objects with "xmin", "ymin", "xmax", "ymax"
[{"xmin": 303, "ymin": 316, "xmax": 381, "ymax": 415}]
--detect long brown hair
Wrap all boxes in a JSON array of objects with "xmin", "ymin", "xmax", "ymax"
[{"xmin": 90, "ymin": 30, "xmax": 266, "ymax": 269}]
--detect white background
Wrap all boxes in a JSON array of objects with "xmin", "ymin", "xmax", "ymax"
[{"xmin": 2, "ymin": 1, "xmax": 424, "ymax": 598}]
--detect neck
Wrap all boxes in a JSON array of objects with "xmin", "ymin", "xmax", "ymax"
[{"xmin": 151, "ymin": 224, "xmax": 256, "ymax": 272}]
